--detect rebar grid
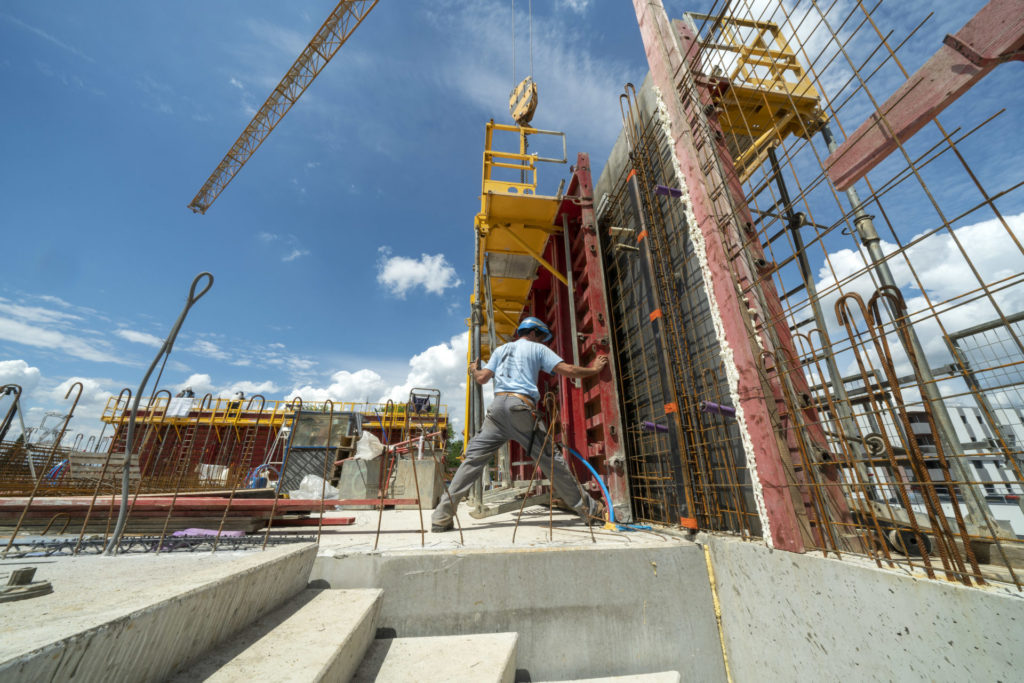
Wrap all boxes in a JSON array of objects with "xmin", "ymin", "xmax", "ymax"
[
  {"xmin": 0, "ymin": 393, "xmax": 447, "ymax": 555},
  {"xmin": 639, "ymin": 0, "xmax": 1024, "ymax": 586},
  {"xmin": 601, "ymin": 109, "xmax": 760, "ymax": 536}
]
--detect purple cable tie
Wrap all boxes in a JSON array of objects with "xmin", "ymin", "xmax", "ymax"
[
  {"xmin": 654, "ymin": 185, "xmax": 683, "ymax": 198},
  {"xmin": 700, "ymin": 401, "xmax": 736, "ymax": 417},
  {"xmin": 642, "ymin": 420, "xmax": 669, "ymax": 433}
]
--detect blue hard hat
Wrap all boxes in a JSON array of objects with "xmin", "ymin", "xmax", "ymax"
[{"xmin": 516, "ymin": 316, "xmax": 553, "ymax": 342}]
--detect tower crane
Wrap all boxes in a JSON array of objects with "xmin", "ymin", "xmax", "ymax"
[{"xmin": 188, "ymin": 0, "xmax": 378, "ymax": 214}]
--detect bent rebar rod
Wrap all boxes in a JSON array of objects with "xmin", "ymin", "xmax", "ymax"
[{"xmin": 104, "ymin": 272, "xmax": 213, "ymax": 555}]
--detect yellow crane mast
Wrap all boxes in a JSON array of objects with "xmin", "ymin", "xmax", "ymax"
[{"xmin": 188, "ymin": 0, "xmax": 378, "ymax": 214}]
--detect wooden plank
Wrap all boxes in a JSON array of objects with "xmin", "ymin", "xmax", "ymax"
[
  {"xmin": 825, "ymin": 0, "xmax": 1024, "ymax": 190},
  {"xmin": 269, "ymin": 516, "xmax": 356, "ymax": 527}
]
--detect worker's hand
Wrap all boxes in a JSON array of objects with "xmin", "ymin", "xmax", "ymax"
[
  {"xmin": 591, "ymin": 355, "xmax": 609, "ymax": 371},
  {"xmin": 470, "ymin": 357, "xmax": 481, "ymax": 372}
]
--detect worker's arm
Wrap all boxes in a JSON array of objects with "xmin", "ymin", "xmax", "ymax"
[
  {"xmin": 552, "ymin": 355, "xmax": 609, "ymax": 379},
  {"xmin": 469, "ymin": 359, "xmax": 494, "ymax": 385}
]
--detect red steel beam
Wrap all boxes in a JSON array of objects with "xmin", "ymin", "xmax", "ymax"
[
  {"xmin": 825, "ymin": 0, "xmax": 1024, "ymax": 190},
  {"xmin": 0, "ymin": 496, "xmax": 415, "ymax": 515}
]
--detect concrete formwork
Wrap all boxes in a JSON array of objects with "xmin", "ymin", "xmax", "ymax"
[
  {"xmin": 312, "ymin": 543, "xmax": 728, "ymax": 682},
  {"xmin": 705, "ymin": 535, "xmax": 1024, "ymax": 681}
]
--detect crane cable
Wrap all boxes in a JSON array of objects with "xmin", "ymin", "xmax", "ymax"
[{"xmin": 511, "ymin": 0, "xmax": 535, "ymax": 87}]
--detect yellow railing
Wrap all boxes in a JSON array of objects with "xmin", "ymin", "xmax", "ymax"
[
  {"xmin": 481, "ymin": 121, "xmax": 566, "ymax": 196},
  {"xmin": 100, "ymin": 396, "xmax": 448, "ymax": 430}
]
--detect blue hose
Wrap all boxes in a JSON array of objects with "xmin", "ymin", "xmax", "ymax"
[{"xmin": 563, "ymin": 445, "xmax": 616, "ymax": 525}]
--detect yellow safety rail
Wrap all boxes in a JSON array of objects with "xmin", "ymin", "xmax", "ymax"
[{"xmin": 100, "ymin": 396, "xmax": 448, "ymax": 432}]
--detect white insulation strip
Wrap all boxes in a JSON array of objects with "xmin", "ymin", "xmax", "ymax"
[{"xmin": 652, "ymin": 86, "xmax": 774, "ymax": 548}]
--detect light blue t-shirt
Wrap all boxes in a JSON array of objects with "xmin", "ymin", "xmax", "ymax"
[{"xmin": 484, "ymin": 338, "xmax": 564, "ymax": 401}]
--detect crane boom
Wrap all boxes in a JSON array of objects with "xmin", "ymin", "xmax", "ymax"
[{"xmin": 188, "ymin": 0, "xmax": 379, "ymax": 214}]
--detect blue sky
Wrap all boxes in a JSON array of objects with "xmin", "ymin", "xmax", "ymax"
[
  {"xmin": 1, "ymin": 0, "xmax": 1020, "ymax": 442},
  {"xmin": 0, "ymin": 0, "xmax": 652, "ymax": 439}
]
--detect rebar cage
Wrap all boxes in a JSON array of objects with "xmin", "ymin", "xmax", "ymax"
[{"xmin": 604, "ymin": 0, "xmax": 1024, "ymax": 588}]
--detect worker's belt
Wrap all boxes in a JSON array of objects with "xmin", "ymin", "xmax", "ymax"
[{"xmin": 495, "ymin": 392, "xmax": 536, "ymax": 409}]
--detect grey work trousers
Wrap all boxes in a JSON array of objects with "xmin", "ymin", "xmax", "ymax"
[{"xmin": 432, "ymin": 394, "xmax": 599, "ymax": 526}]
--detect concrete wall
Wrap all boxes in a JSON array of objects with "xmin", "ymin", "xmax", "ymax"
[
  {"xmin": 313, "ymin": 544, "xmax": 727, "ymax": 682},
  {"xmin": 706, "ymin": 535, "xmax": 1024, "ymax": 682}
]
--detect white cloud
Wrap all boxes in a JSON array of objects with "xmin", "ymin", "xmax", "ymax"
[
  {"xmin": 810, "ymin": 212, "xmax": 1024, "ymax": 375},
  {"xmin": 115, "ymin": 328, "xmax": 163, "ymax": 347},
  {"xmin": 177, "ymin": 373, "xmax": 214, "ymax": 396},
  {"xmin": 288, "ymin": 369, "xmax": 389, "ymax": 404},
  {"xmin": 189, "ymin": 339, "xmax": 231, "ymax": 361},
  {"xmin": 226, "ymin": 380, "xmax": 280, "ymax": 397},
  {"xmin": 0, "ymin": 317, "xmax": 126, "ymax": 364},
  {"xmin": 1, "ymin": 13, "xmax": 94, "ymax": 62},
  {"xmin": 0, "ymin": 359, "xmax": 41, "ymax": 393},
  {"xmin": 282, "ymin": 248, "xmax": 310, "ymax": 262},
  {"xmin": 257, "ymin": 232, "xmax": 310, "ymax": 262},
  {"xmin": 43, "ymin": 376, "xmax": 118, "ymax": 443},
  {"xmin": 0, "ymin": 297, "xmax": 81, "ymax": 325},
  {"xmin": 376, "ymin": 247, "xmax": 462, "ymax": 298},
  {"xmin": 36, "ymin": 295, "xmax": 72, "ymax": 308},
  {"xmin": 382, "ymin": 333, "xmax": 471, "ymax": 431},
  {"xmin": 285, "ymin": 332, "xmax": 472, "ymax": 432},
  {"xmin": 558, "ymin": 0, "xmax": 592, "ymax": 14}
]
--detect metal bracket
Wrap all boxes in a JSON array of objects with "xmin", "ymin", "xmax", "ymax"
[{"xmin": 943, "ymin": 34, "xmax": 1024, "ymax": 67}]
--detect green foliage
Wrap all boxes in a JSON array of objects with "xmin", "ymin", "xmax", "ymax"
[{"xmin": 446, "ymin": 437, "xmax": 464, "ymax": 470}]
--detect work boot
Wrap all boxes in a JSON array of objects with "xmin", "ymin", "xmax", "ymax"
[
  {"xmin": 431, "ymin": 520, "xmax": 454, "ymax": 533},
  {"xmin": 576, "ymin": 500, "xmax": 607, "ymax": 525}
]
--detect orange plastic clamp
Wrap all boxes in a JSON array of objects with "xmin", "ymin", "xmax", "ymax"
[
  {"xmin": 664, "ymin": 402, "xmax": 678, "ymax": 413},
  {"xmin": 637, "ymin": 230, "xmax": 648, "ymax": 242},
  {"xmin": 649, "ymin": 309, "xmax": 662, "ymax": 321}
]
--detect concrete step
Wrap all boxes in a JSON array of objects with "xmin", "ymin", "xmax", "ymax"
[
  {"xmin": 0, "ymin": 543, "xmax": 317, "ymax": 682},
  {"xmin": 352, "ymin": 633, "xmax": 518, "ymax": 683},
  {"xmin": 539, "ymin": 673, "xmax": 681, "ymax": 683},
  {"xmin": 170, "ymin": 588, "xmax": 382, "ymax": 682}
]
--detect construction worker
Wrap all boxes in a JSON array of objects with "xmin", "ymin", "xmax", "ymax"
[{"xmin": 431, "ymin": 317, "xmax": 608, "ymax": 532}]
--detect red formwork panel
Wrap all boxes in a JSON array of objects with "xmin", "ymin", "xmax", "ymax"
[{"xmin": 523, "ymin": 154, "xmax": 633, "ymax": 520}]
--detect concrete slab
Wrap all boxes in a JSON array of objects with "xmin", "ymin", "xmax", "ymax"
[
  {"xmin": 170, "ymin": 588, "xmax": 382, "ymax": 682},
  {"xmin": 309, "ymin": 505, "xmax": 680, "ymax": 554},
  {"xmin": 705, "ymin": 534, "xmax": 1024, "ymax": 682},
  {"xmin": 352, "ymin": 633, "xmax": 518, "ymax": 683},
  {"xmin": 0, "ymin": 543, "xmax": 316, "ymax": 682},
  {"xmin": 540, "ymin": 673, "xmax": 680, "ymax": 683},
  {"xmin": 313, "ymin": 519, "xmax": 726, "ymax": 682}
]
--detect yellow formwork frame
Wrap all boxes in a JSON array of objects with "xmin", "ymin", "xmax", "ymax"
[
  {"xmin": 474, "ymin": 121, "xmax": 568, "ymax": 359},
  {"xmin": 100, "ymin": 395, "xmax": 448, "ymax": 433},
  {"xmin": 683, "ymin": 13, "xmax": 828, "ymax": 181}
]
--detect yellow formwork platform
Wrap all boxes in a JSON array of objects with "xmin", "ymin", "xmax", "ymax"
[
  {"xmin": 682, "ymin": 14, "xmax": 827, "ymax": 181},
  {"xmin": 100, "ymin": 395, "xmax": 448, "ymax": 433},
  {"xmin": 474, "ymin": 121, "xmax": 568, "ymax": 356}
]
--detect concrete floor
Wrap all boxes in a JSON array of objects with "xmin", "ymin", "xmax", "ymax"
[{"xmin": 307, "ymin": 504, "xmax": 689, "ymax": 555}]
